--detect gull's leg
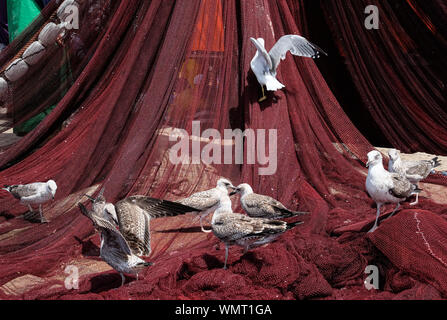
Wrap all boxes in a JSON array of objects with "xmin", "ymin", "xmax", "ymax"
[
  {"xmin": 410, "ymin": 193, "xmax": 419, "ymax": 206},
  {"xmin": 223, "ymin": 244, "xmax": 229, "ymax": 269},
  {"xmin": 200, "ymin": 215, "xmax": 212, "ymax": 233},
  {"xmin": 27, "ymin": 204, "xmax": 33, "ymax": 213},
  {"xmin": 38, "ymin": 204, "xmax": 47, "ymax": 223},
  {"xmin": 120, "ymin": 273, "xmax": 125, "ymax": 287},
  {"xmin": 388, "ymin": 203, "xmax": 400, "ymax": 219},
  {"xmin": 258, "ymin": 86, "xmax": 267, "ymax": 102},
  {"xmin": 368, "ymin": 204, "xmax": 381, "ymax": 233}
]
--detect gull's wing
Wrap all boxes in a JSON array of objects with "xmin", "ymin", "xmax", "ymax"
[
  {"xmin": 243, "ymin": 193, "xmax": 289, "ymax": 217},
  {"xmin": 404, "ymin": 161, "xmax": 433, "ymax": 179},
  {"xmin": 269, "ymin": 35, "xmax": 327, "ymax": 71},
  {"xmin": 7, "ymin": 183, "xmax": 42, "ymax": 199},
  {"xmin": 389, "ymin": 174, "xmax": 414, "ymax": 198},
  {"xmin": 250, "ymin": 37, "xmax": 273, "ymax": 70},
  {"xmin": 78, "ymin": 203, "xmax": 132, "ymax": 256},
  {"xmin": 121, "ymin": 195, "xmax": 200, "ymax": 218},
  {"xmin": 114, "ymin": 199, "xmax": 151, "ymax": 256},
  {"xmin": 94, "ymin": 213, "xmax": 132, "ymax": 257},
  {"xmin": 213, "ymin": 212, "xmax": 288, "ymax": 242},
  {"xmin": 178, "ymin": 189, "xmax": 219, "ymax": 211},
  {"xmin": 114, "ymin": 196, "xmax": 200, "ymax": 256}
]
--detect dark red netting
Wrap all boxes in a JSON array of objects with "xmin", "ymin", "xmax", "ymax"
[{"xmin": 0, "ymin": 0, "xmax": 445, "ymax": 300}]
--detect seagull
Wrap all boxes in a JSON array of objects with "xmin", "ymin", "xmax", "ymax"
[
  {"xmin": 78, "ymin": 203, "xmax": 152, "ymax": 287},
  {"xmin": 113, "ymin": 195, "xmax": 200, "ymax": 257},
  {"xmin": 2, "ymin": 180, "xmax": 57, "ymax": 223},
  {"xmin": 249, "ymin": 35, "xmax": 327, "ymax": 102},
  {"xmin": 388, "ymin": 149, "xmax": 441, "ymax": 205},
  {"xmin": 230, "ymin": 183, "xmax": 309, "ymax": 219},
  {"xmin": 177, "ymin": 178, "xmax": 236, "ymax": 233},
  {"xmin": 84, "ymin": 187, "xmax": 118, "ymax": 225},
  {"xmin": 365, "ymin": 150, "xmax": 421, "ymax": 232},
  {"xmin": 210, "ymin": 195, "xmax": 302, "ymax": 269}
]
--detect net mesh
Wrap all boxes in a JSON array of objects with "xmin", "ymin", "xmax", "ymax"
[{"xmin": 0, "ymin": 0, "xmax": 445, "ymax": 299}]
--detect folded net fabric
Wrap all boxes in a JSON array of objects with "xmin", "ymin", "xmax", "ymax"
[{"xmin": 0, "ymin": 0, "xmax": 445, "ymax": 300}]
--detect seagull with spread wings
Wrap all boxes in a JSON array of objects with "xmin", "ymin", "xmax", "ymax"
[
  {"xmin": 78, "ymin": 203, "xmax": 152, "ymax": 287},
  {"xmin": 249, "ymin": 35, "xmax": 327, "ymax": 102}
]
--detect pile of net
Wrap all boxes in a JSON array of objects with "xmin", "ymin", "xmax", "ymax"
[{"xmin": 0, "ymin": 0, "xmax": 445, "ymax": 300}]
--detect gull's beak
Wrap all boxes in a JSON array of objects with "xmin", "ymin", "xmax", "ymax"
[
  {"xmin": 84, "ymin": 194, "xmax": 95, "ymax": 202},
  {"xmin": 229, "ymin": 188, "xmax": 239, "ymax": 196}
]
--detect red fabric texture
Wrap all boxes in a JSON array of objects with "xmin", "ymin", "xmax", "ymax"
[{"xmin": 0, "ymin": 0, "xmax": 445, "ymax": 299}]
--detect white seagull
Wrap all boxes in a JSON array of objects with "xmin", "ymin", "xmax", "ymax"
[
  {"xmin": 177, "ymin": 178, "xmax": 236, "ymax": 233},
  {"xmin": 388, "ymin": 149, "xmax": 441, "ymax": 205},
  {"xmin": 230, "ymin": 183, "xmax": 309, "ymax": 219},
  {"xmin": 365, "ymin": 150, "xmax": 421, "ymax": 232},
  {"xmin": 2, "ymin": 179, "xmax": 57, "ymax": 223},
  {"xmin": 211, "ymin": 195, "xmax": 302, "ymax": 269},
  {"xmin": 250, "ymin": 35, "xmax": 327, "ymax": 102}
]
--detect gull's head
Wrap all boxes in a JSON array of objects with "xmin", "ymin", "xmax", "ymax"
[
  {"xmin": 216, "ymin": 178, "xmax": 236, "ymax": 192},
  {"xmin": 85, "ymin": 186, "xmax": 106, "ymax": 205},
  {"xmin": 249, "ymin": 37, "xmax": 265, "ymax": 48},
  {"xmin": 230, "ymin": 183, "xmax": 253, "ymax": 196},
  {"xmin": 46, "ymin": 180, "xmax": 57, "ymax": 199},
  {"xmin": 388, "ymin": 149, "xmax": 400, "ymax": 162},
  {"xmin": 366, "ymin": 150, "xmax": 382, "ymax": 168}
]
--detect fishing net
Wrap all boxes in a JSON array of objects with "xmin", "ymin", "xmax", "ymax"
[{"xmin": 0, "ymin": 0, "xmax": 445, "ymax": 300}]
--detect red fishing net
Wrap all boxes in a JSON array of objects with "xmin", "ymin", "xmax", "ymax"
[{"xmin": 0, "ymin": 0, "xmax": 445, "ymax": 300}]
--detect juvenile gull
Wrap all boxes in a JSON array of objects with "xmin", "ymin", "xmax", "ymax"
[
  {"xmin": 2, "ymin": 180, "xmax": 57, "ymax": 223},
  {"xmin": 250, "ymin": 35, "xmax": 327, "ymax": 102},
  {"xmin": 211, "ymin": 196, "xmax": 302, "ymax": 269},
  {"xmin": 231, "ymin": 183, "xmax": 309, "ymax": 219},
  {"xmin": 388, "ymin": 149, "xmax": 441, "ymax": 205},
  {"xmin": 78, "ymin": 203, "xmax": 151, "ymax": 287},
  {"xmin": 177, "ymin": 178, "xmax": 236, "ymax": 233},
  {"xmin": 84, "ymin": 187, "xmax": 118, "ymax": 225},
  {"xmin": 365, "ymin": 150, "xmax": 421, "ymax": 232},
  {"xmin": 113, "ymin": 195, "xmax": 200, "ymax": 257}
]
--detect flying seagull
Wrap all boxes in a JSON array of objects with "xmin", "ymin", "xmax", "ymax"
[
  {"xmin": 365, "ymin": 150, "xmax": 421, "ymax": 232},
  {"xmin": 388, "ymin": 149, "xmax": 441, "ymax": 205},
  {"xmin": 230, "ymin": 183, "xmax": 309, "ymax": 219},
  {"xmin": 78, "ymin": 203, "xmax": 151, "ymax": 287},
  {"xmin": 177, "ymin": 178, "xmax": 236, "ymax": 233},
  {"xmin": 210, "ymin": 195, "xmax": 302, "ymax": 269},
  {"xmin": 250, "ymin": 35, "xmax": 327, "ymax": 102},
  {"xmin": 2, "ymin": 180, "xmax": 57, "ymax": 223}
]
